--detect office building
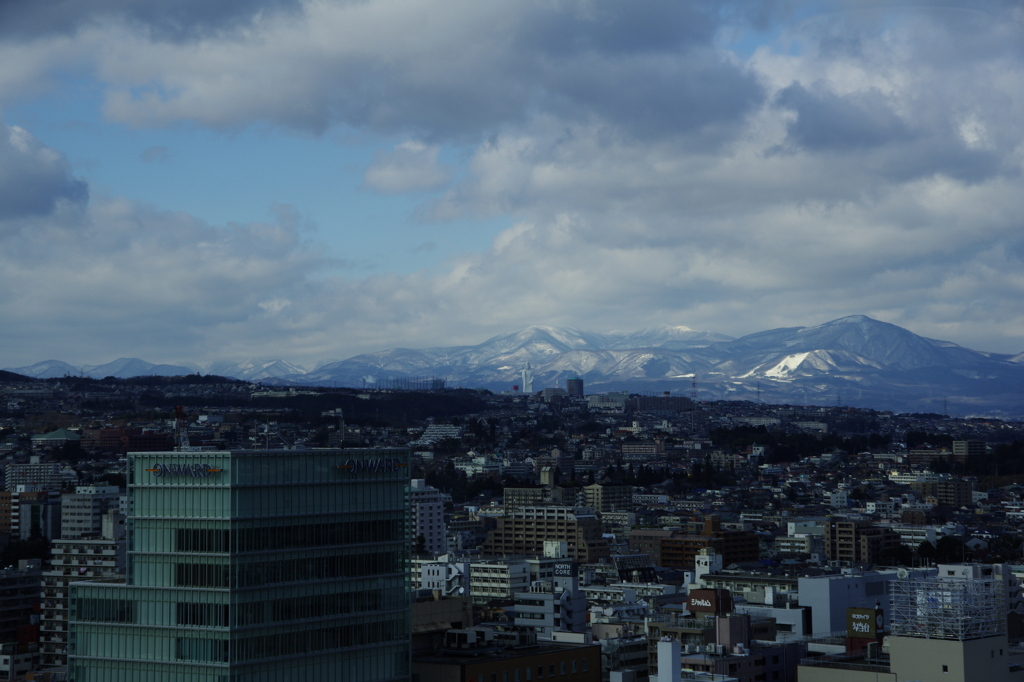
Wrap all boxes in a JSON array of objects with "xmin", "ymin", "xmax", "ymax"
[
  {"xmin": 582, "ymin": 483, "xmax": 634, "ymax": 514},
  {"xmin": 69, "ymin": 448, "xmax": 411, "ymax": 682},
  {"xmin": 824, "ymin": 518, "xmax": 902, "ymax": 565},
  {"xmin": 410, "ymin": 479, "xmax": 446, "ymax": 555},
  {"xmin": 60, "ymin": 485, "xmax": 124, "ymax": 539},
  {"xmin": 481, "ymin": 506, "xmax": 610, "ymax": 563},
  {"xmin": 565, "ymin": 376, "xmax": 584, "ymax": 397},
  {"xmin": 514, "ymin": 562, "xmax": 587, "ymax": 639}
]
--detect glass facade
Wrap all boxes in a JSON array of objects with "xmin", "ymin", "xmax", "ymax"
[{"xmin": 69, "ymin": 449, "xmax": 411, "ymax": 682}]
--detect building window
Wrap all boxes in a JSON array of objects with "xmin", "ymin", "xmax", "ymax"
[
  {"xmin": 560, "ymin": 662, "xmax": 566, "ymax": 675},
  {"xmin": 943, "ymin": 665, "xmax": 949, "ymax": 673},
  {"xmin": 538, "ymin": 666, "xmax": 544, "ymax": 678},
  {"xmin": 582, "ymin": 659, "xmax": 588, "ymax": 672}
]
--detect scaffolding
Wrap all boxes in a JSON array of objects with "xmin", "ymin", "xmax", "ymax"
[{"xmin": 889, "ymin": 578, "xmax": 1005, "ymax": 640}]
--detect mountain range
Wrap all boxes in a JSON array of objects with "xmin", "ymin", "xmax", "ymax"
[{"xmin": 6, "ymin": 316, "xmax": 1023, "ymax": 418}]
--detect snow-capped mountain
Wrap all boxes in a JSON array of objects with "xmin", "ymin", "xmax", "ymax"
[
  {"xmin": 82, "ymin": 358, "xmax": 196, "ymax": 379},
  {"xmin": 4, "ymin": 359, "xmax": 84, "ymax": 379},
  {"xmin": 5, "ymin": 316, "xmax": 1022, "ymax": 416},
  {"xmin": 261, "ymin": 316, "xmax": 1023, "ymax": 417},
  {"xmin": 6, "ymin": 357, "xmax": 196, "ymax": 379},
  {"xmin": 205, "ymin": 359, "xmax": 308, "ymax": 382}
]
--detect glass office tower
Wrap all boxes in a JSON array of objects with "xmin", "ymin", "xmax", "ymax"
[{"xmin": 68, "ymin": 449, "xmax": 411, "ymax": 682}]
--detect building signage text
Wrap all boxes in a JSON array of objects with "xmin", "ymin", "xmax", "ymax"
[
  {"xmin": 338, "ymin": 458, "xmax": 406, "ymax": 475},
  {"xmin": 554, "ymin": 562, "xmax": 578, "ymax": 578},
  {"xmin": 147, "ymin": 463, "xmax": 220, "ymax": 478},
  {"xmin": 846, "ymin": 607, "xmax": 882, "ymax": 639}
]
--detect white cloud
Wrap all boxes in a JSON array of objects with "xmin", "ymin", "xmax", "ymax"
[
  {"xmin": 0, "ymin": 123, "xmax": 87, "ymax": 222},
  {"xmin": 1, "ymin": 1, "xmax": 1023, "ymax": 368},
  {"xmin": 362, "ymin": 141, "xmax": 451, "ymax": 193}
]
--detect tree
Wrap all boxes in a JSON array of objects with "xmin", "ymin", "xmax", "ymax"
[
  {"xmin": 880, "ymin": 543, "xmax": 913, "ymax": 567},
  {"xmin": 935, "ymin": 536, "xmax": 966, "ymax": 564},
  {"xmin": 917, "ymin": 540, "xmax": 936, "ymax": 565}
]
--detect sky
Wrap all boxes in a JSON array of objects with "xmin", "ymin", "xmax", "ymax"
[{"xmin": 1, "ymin": 0, "xmax": 1022, "ymax": 370}]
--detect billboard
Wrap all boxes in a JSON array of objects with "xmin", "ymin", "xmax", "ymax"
[
  {"xmin": 688, "ymin": 588, "xmax": 732, "ymax": 614},
  {"xmin": 847, "ymin": 607, "xmax": 884, "ymax": 639}
]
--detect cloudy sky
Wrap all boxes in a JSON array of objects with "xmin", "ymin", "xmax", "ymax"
[{"xmin": 2, "ymin": 0, "xmax": 1022, "ymax": 370}]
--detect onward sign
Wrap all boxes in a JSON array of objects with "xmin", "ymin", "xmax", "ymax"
[
  {"xmin": 337, "ymin": 458, "xmax": 406, "ymax": 475},
  {"xmin": 147, "ymin": 463, "xmax": 220, "ymax": 478}
]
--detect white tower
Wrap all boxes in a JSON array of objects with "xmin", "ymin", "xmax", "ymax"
[{"xmin": 522, "ymin": 362, "xmax": 534, "ymax": 393}]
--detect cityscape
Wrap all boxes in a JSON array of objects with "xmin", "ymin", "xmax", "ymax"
[
  {"xmin": 2, "ymin": 0, "xmax": 1023, "ymax": 680},
  {"xmin": 2, "ymin": 367, "xmax": 1024, "ymax": 680}
]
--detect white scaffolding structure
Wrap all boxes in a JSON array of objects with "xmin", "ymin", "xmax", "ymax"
[{"xmin": 889, "ymin": 578, "xmax": 1005, "ymax": 640}]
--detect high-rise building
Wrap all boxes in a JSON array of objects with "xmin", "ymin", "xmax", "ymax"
[
  {"xmin": 565, "ymin": 376, "xmax": 584, "ymax": 397},
  {"xmin": 41, "ymin": 531, "xmax": 127, "ymax": 667},
  {"xmin": 60, "ymin": 485, "xmax": 124, "ymax": 539},
  {"xmin": 69, "ymin": 448, "xmax": 411, "ymax": 682},
  {"xmin": 410, "ymin": 479, "xmax": 446, "ymax": 555}
]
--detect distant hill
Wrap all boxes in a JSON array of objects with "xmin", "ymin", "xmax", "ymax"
[
  {"xmin": 6, "ymin": 316, "xmax": 1023, "ymax": 417},
  {"xmin": 0, "ymin": 369, "xmax": 36, "ymax": 382},
  {"xmin": 260, "ymin": 316, "xmax": 1024, "ymax": 418}
]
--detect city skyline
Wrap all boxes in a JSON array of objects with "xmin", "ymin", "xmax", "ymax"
[{"xmin": 1, "ymin": 1, "xmax": 1022, "ymax": 368}]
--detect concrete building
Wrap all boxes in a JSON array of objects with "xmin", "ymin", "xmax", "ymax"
[
  {"xmin": 411, "ymin": 479, "xmax": 447, "ymax": 555},
  {"xmin": 59, "ymin": 485, "xmax": 124, "ymax": 539},
  {"xmin": 799, "ymin": 571, "xmax": 1021, "ymax": 682},
  {"xmin": 515, "ymin": 563, "xmax": 587, "ymax": 639},
  {"xmin": 4, "ymin": 456, "xmax": 77, "ymax": 491},
  {"xmin": 797, "ymin": 567, "xmax": 935, "ymax": 635},
  {"xmin": 824, "ymin": 518, "xmax": 902, "ymax": 565},
  {"xmin": 68, "ymin": 448, "xmax": 411, "ymax": 681},
  {"xmin": 40, "ymin": 533, "xmax": 127, "ymax": 666},
  {"xmin": 0, "ymin": 642, "xmax": 39, "ymax": 681},
  {"xmin": 469, "ymin": 559, "xmax": 532, "ymax": 605},
  {"xmin": 0, "ymin": 559, "xmax": 42, "ymax": 644},
  {"xmin": 583, "ymin": 483, "xmax": 634, "ymax": 514},
  {"xmin": 481, "ymin": 506, "xmax": 611, "ymax": 564},
  {"xmin": 10, "ymin": 489, "xmax": 63, "ymax": 541},
  {"xmin": 655, "ymin": 518, "xmax": 760, "ymax": 570}
]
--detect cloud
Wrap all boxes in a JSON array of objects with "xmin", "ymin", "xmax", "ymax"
[
  {"xmin": 0, "ymin": 193, "xmax": 332, "ymax": 366},
  {"xmin": 64, "ymin": 1, "xmax": 764, "ymax": 140},
  {"xmin": 0, "ymin": 0, "xmax": 303, "ymax": 41},
  {"xmin": 0, "ymin": 123, "xmax": 88, "ymax": 221},
  {"xmin": 363, "ymin": 141, "xmax": 451, "ymax": 194},
  {"xmin": 2, "ymin": 0, "xmax": 1024, "ymax": 368}
]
